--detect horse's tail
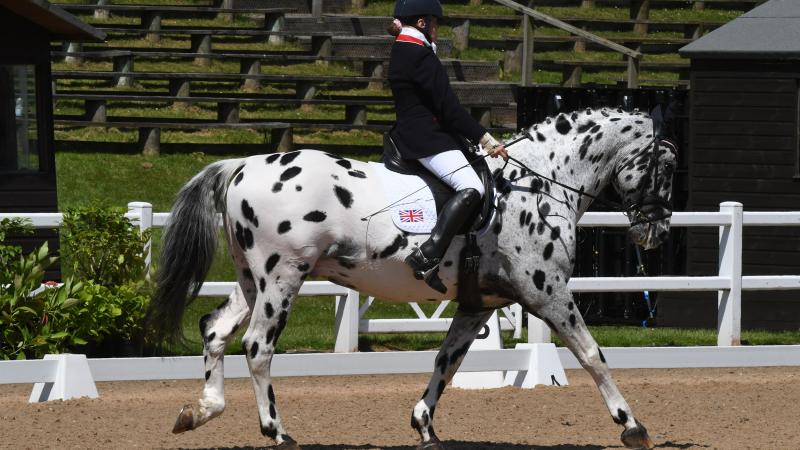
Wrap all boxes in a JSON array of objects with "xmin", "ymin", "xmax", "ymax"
[{"xmin": 146, "ymin": 158, "xmax": 243, "ymax": 346}]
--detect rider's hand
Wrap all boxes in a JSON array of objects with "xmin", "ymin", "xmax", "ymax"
[
  {"xmin": 479, "ymin": 132, "xmax": 508, "ymax": 160},
  {"xmin": 489, "ymin": 144, "xmax": 508, "ymax": 161}
]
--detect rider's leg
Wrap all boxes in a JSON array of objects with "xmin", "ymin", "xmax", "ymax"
[{"xmin": 405, "ymin": 150, "xmax": 484, "ymax": 277}]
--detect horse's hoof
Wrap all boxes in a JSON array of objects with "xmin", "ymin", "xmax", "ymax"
[
  {"xmin": 172, "ymin": 404, "xmax": 195, "ymax": 434},
  {"xmin": 620, "ymin": 418, "xmax": 655, "ymax": 449},
  {"xmin": 274, "ymin": 437, "xmax": 301, "ymax": 450},
  {"xmin": 417, "ymin": 440, "xmax": 445, "ymax": 450}
]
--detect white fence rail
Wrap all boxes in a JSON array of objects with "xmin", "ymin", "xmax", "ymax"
[
  {"xmin": 5, "ymin": 201, "xmax": 800, "ymax": 349},
  {"xmin": 6, "ymin": 201, "xmax": 800, "ymax": 400}
]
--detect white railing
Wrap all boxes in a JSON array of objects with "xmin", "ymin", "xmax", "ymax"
[{"xmin": 4, "ymin": 201, "xmax": 800, "ymax": 349}]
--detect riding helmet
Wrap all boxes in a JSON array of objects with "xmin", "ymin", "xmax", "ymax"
[{"xmin": 393, "ymin": 0, "xmax": 443, "ymax": 19}]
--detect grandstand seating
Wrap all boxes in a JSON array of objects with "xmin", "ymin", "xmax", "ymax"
[{"xmin": 52, "ymin": 0, "xmax": 762, "ymax": 155}]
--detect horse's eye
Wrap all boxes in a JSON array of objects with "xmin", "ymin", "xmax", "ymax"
[{"xmin": 664, "ymin": 163, "xmax": 674, "ymax": 172}]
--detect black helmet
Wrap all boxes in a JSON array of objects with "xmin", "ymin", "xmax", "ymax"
[{"xmin": 393, "ymin": 0, "xmax": 443, "ymax": 19}]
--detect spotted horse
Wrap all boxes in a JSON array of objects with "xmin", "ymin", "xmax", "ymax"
[{"xmin": 146, "ymin": 107, "xmax": 677, "ymax": 450}]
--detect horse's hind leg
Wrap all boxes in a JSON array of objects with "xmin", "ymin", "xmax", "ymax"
[
  {"xmin": 242, "ymin": 257, "xmax": 313, "ymax": 449},
  {"xmin": 173, "ymin": 225, "xmax": 257, "ymax": 434},
  {"xmin": 173, "ymin": 281, "xmax": 254, "ymax": 433},
  {"xmin": 411, "ymin": 308, "xmax": 493, "ymax": 449},
  {"xmin": 529, "ymin": 287, "xmax": 654, "ymax": 449}
]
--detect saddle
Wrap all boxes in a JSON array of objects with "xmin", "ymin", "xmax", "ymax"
[
  {"xmin": 381, "ymin": 130, "xmax": 495, "ymax": 234},
  {"xmin": 381, "ymin": 130, "xmax": 495, "ymax": 302}
]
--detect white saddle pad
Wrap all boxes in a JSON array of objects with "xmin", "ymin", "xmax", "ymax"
[{"xmin": 369, "ymin": 162, "xmax": 438, "ymax": 234}]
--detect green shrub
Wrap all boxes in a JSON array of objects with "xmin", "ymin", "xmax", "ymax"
[
  {"xmin": 0, "ymin": 218, "xmax": 34, "ymax": 282},
  {"xmin": 60, "ymin": 205, "xmax": 151, "ymax": 287},
  {"xmin": 0, "ymin": 212, "xmax": 152, "ymax": 359},
  {"xmin": 74, "ymin": 281, "xmax": 151, "ymax": 344},
  {"xmin": 0, "ymin": 238, "xmax": 88, "ymax": 360}
]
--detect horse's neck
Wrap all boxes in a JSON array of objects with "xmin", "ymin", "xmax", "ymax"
[{"xmin": 497, "ymin": 110, "xmax": 651, "ymax": 220}]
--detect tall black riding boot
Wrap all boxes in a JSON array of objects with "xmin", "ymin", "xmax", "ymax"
[{"xmin": 405, "ymin": 188, "xmax": 482, "ymax": 282}]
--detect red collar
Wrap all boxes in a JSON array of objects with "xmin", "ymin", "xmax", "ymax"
[{"xmin": 395, "ymin": 34, "xmax": 426, "ymax": 46}]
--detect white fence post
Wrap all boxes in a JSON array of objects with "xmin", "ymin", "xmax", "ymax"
[
  {"xmin": 127, "ymin": 202, "xmax": 153, "ymax": 273},
  {"xmin": 718, "ymin": 202, "xmax": 743, "ymax": 346},
  {"xmin": 334, "ymin": 289, "xmax": 360, "ymax": 353},
  {"xmin": 527, "ymin": 314, "xmax": 552, "ymax": 343}
]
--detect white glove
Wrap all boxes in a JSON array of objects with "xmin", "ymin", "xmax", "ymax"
[{"xmin": 479, "ymin": 132, "xmax": 500, "ymax": 151}]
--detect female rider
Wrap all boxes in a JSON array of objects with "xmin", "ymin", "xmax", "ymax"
[{"xmin": 387, "ymin": 0, "xmax": 508, "ymax": 285}]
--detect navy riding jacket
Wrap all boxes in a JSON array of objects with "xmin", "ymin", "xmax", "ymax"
[{"xmin": 388, "ymin": 39, "xmax": 486, "ymax": 159}]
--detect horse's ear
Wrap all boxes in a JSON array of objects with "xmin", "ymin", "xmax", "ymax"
[
  {"xmin": 650, "ymin": 104, "xmax": 666, "ymax": 137},
  {"xmin": 651, "ymin": 99, "xmax": 680, "ymax": 142}
]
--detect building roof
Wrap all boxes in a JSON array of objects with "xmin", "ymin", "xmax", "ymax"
[
  {"xmin": 679, "ymin": 0, "xmax": 800, "ymax": 60},
  {"xmin": 0, "ymin": 0, "xmax": 105, "ymax": 42}
]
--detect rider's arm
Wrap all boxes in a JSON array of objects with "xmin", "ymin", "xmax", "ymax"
[{"xmin": 411, "ymin": 51, "xmax": 486, "ymax": 143}]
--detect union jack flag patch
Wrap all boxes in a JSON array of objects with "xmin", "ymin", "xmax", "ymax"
[{"xmin": 399, "ymin": 209, "xmax": 424, "ymax": 222}]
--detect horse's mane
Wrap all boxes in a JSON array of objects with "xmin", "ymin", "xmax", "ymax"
[{"xmin": 516, "ymin": 107, "xmax": 652, "ymax": 141}]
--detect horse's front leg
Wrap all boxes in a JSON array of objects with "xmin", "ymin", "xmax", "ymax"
[
  {"xmin": 173, "ymin": 282, "xmax": 253, "ymax": 433},
  {"xmin": 527, "ymin": 283, "xmax": 654, "ymax": 449},
  {"xmin": 412, "ymin": 307, "xmax": 494, "ymax": 450}
]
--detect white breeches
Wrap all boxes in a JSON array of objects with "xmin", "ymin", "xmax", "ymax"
[{"xmin": 418, "ymin": 150, "xmax": 485, "ymax": 197}]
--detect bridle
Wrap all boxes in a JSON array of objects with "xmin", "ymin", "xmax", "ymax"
[
  {"xmin": 501, "ymin": 117, "xmax": 675, "ymax": 227},
  {"xmin": 622, "ymin": 120, "xmax": 676, "ymax": 226}
]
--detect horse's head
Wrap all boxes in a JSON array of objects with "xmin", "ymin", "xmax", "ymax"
[{"xmin": 613, "ymin": 105, "xmax": 679, "ymax": 250}]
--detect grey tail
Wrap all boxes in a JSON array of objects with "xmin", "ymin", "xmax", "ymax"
[{"xmin": 146, "ymin": 158, "xmax": 243, "ymax": 346}]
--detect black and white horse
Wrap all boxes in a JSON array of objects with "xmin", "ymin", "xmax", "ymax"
[{"xmin": 147, "ymin": 107, "xmax": 676, "ymax": 450}]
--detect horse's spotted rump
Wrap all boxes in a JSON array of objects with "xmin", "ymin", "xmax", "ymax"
[
  {"xmin": 235, "ymin": 221, "xmax": 254, "ymax": 249},
  {"xmin": 242, "ymin": 200, "xmax": 258, "ymax": 227},
  {"xmin": 234, "ymin": 171, "xmax": 244, "ymax": 186},
  {"xmin": 280, "ymin": 166, "xmax": 302, "ymax": 181},
  {"xmin": 279, "ymin": 151, "xmax": 301, "ymax": 165},
  {"xmin": 272, "ymin": 182, "xmax": 283, "ymax": 193},
  {"xmin": 333, "ymin": 185, "xmax": 353, "ymax": 208},
  {"xmin": 265, "ymin": 153, "xmax": 280, "ymax": 164},
  {"xmin": 336, "ymin": 159, "xmax": 352, "ymax": 170},
  {"xmin": 348, "ymin": 170, "xmax": 367, "ymax": 178},
  {"xmin": 259, "ymin": 277, "xmax": 266, "ymax": 292},
  {"xmin": 303, "ymin": 211, "xmax": 326, "ymax": 222},
  {"xmin": 277, "ymin": 221, "xmax": 291, "ymax": 234}
]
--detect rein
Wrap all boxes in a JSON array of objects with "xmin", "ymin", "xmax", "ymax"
[
  {"xmin": 361, "ymin": 117, "xmax": 674, "ymax": 227},
  {"xmin": 501, "ymin": 127, "xmax": 673, "ymax": 226}
]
